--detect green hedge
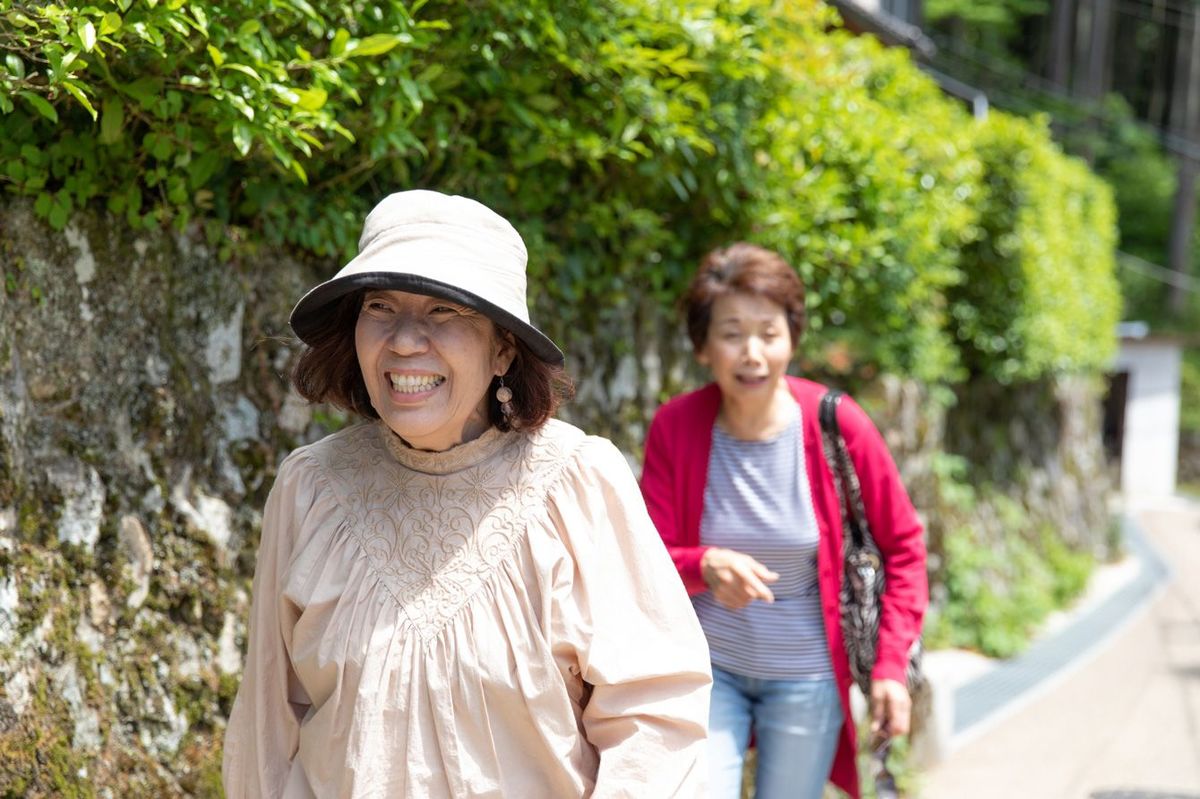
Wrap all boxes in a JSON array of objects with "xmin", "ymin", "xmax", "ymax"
[
  {"xmin": 948, "ymin": 112, "xmax": 1121, "ymax": 381},
  {"xmin": 750, "ymin": 30, "xmax": 983, "ymax": 383},
  {"xmin": 0, "ymin": 0, "xmax": 1120, "ymax": 383}
]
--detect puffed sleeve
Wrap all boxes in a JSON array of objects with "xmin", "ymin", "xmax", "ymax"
[
  {"xmin": 222, "ymin": 450, "xmax": 319, "ymax": 798},
  {"xmin": 547, "ymin": 436, "xmax": 711, "ymax": 798},
  {"xmin": 837, "ymin": 396, "xmax": 928, "ymax": 685},
  {"xmin": 641, "ymin": 410, "xmax": 709, "ymax": 595}
]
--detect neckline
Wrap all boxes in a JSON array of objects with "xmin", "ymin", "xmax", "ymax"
[
  {"xmin": 378, "ymin": 422, "xmax": 517, "ymax": 474},
  {"xmin": 714, "ymin": 403, "xmax": 800, "ymax": 444}
]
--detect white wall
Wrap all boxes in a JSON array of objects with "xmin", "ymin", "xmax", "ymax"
[{"xmin": 1114, "ymin": 341, "xmax": 1183, "ymax": 498}]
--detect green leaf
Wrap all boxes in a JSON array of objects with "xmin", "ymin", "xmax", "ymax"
[
  {"xmin": 232, "ymin": 121, "xmax": 252, "ymax": 156},
  {"xmin": 0, "ymin": 95, "xmax": 12, "ymax": 114},
  {"xmin": 399, "ymin": 77, "xmax": 422, "ymax": 113},
  {"xmin": 46, "ymin": 48, "xmax": 63, "ymax": 81},
  {"xmin": 151, "ymin": 134, "xmax": 173, "ymax": 160},
  {"xmin": 121, "ymin": 76, "xmax": 163, "ymax": 109},
  {"xmin": 237, "ymin": 20, "xmax": 261, "ymax": 38},
  {"xmin": 286, "ymin": 0, "xmax": 320, "ymax": 21},
  {"xmin": 206, "ymin": 45, "xmax": 225, "ymax": 67},
  {"xmin": 117, "ymin": 0, "xmax": 133, "ymax": 10},
  {"xmin": 349, "ymin": 34, "xmax": 403, "ymax": 58},
  {"xmin": 221, "ymin": 63, "xmax": 264, "ymax": 83},
  {"xmin": 293, "ymin": 87, "xmax": 327, "ymax": 111},
  {"xmin": 48, "ymin": 199, "xmax": 70, "ymax": 230},
  {"xmin": 228, "ymin": 94, "xmax": 254, "ymax": 120},
  {"xmin": 34, "ymin": 192, "xmax": 52, "ymax": 217},
  {"xmin": 268, "ymin": 83, "xmax": 300, "ymax": 105},
  {"xmin": 99, "ymin": 96, "xmax": 124, "ymax": 144},
  {"xmin": 4, "ymin": 54, "xmax": 24, "ymax": 80},
  {"xmin": 527, "ymin": 94, "xmax": 559, "ymax": 113},
  {"xmin": 190, "ymin": 6, "xmax": 207, "ymax": 31},
  {"xmin": 187, "ymin": 150, "xmax": 221, "ymax": 188},
  {"xmin": 60, "ymin": 50, "xmax": 80, "ymax": 75},
  {"xmin": 62, "ymin": 80, "xmax": 97, "ymax": 120},
  {"xmin": 77, "ymin": 20, "xmax": 96, "ymax": 52},
  {"xmin": 289, "ymin": 158, "xmax": 308, "ymax": 183},
  {"xmin": 99, "ymin": 12, "xmax": 122, "ymax": 36},
  {"xmin": 19, "ymin": 91, "xmax": 57, "ymax": 123},
  {"xmin": 330, "ymin": 29, "xmax": 350, "ymax": 57}
]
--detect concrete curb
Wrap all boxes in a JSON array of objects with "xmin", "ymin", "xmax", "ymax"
[{"xmin": 914, "ymin": 511, "xmax": 1171, "ymax": 765}]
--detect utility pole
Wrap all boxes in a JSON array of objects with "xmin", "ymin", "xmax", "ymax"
[
  {"xmin": 1048, "ymin": 0, "xmax": 1075, "ymax": 88},
  {"xmin": 1167, "ymin": 4, "xmax": 1200, "ymax": 316},
  {"xmin": 1084, "ymin": 0, "xmax": 1113, "ymax": 101},
  {"xmin": 1043, "ymin": 0, "xmax": 1078, "ymax": 143}
]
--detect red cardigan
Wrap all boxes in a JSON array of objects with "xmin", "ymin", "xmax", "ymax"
[{"xmin": 640, "ymin": 376, "xmax": 928, "ymax": 799}]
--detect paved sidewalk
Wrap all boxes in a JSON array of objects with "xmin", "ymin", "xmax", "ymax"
[{"xmin": 920, "ymin": 497, "xmax": 1200, "ymax": 799}]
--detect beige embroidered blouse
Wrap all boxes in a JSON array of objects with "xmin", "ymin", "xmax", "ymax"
[{"xmin": 222, "ymin": 419, "xmax": 711, "ymax": 798}]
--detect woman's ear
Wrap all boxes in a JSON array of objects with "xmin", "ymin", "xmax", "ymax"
[{"xmin": 494, "ymin": 329, "xmax": 518, "ymax": 375}]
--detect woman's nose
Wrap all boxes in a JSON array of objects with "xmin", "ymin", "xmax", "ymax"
[
  {"xmin": 386, "ymin": 317, "xmax": 429, "ymax": 353},
  {"xmin": 743, "ymin": 337, "xmax": 764, "ymax": 361}
]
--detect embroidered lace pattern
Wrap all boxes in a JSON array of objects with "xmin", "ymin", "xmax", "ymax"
[{"xmin": 306, "ymin": 421, "xmax": 584, "ymax": 642}]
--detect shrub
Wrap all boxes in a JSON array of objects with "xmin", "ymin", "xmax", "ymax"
[{"xmin": 947, "ymin": 112, "xmax": 1121, "ymax": 382}]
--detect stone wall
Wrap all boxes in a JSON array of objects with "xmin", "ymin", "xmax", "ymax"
[
  {"xmin": 0, "ymin": 201, "xmax": 322, "ymax": 796},
  {"xmin": 942, "ymin": 376, "xmax": 1114, "ymax": 556}
]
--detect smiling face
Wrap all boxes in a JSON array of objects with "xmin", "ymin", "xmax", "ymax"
[
  {"xmin": 696, "ymin": 291, "xmax": 793, "ymax": 401},
  {"xmin": 355, "ymin": 289, "xmax": 515, "ymax": 451}
]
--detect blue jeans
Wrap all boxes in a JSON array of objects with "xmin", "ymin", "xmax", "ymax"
[{"xmin": 708, "ymin": 665, "xmax": 844, "ymax": 799}]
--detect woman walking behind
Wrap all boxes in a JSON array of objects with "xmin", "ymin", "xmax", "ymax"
[{"xmin": 640, "ymin": 243, "xmax": 927, "ymax": 799}]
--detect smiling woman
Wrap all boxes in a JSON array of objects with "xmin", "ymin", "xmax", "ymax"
[
  {"xmin": 222, "ymin": 190, "xmax": 712, "ymax": 798},
  {"xmin": 641, "ymin": 243, "xmax": 928, "ymax": 799},
  {"xmin": 352, "ymin": 290, "xmax": 513, "ymax": 452}
]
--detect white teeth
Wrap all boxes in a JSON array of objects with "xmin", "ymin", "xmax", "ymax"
[{"xmin": 389, "ymin": 374, "xmax": 444, "ymax": 393}]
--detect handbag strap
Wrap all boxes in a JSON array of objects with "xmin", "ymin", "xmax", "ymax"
[{"xmin": 818, "ymin": 390, "xmax": 869, "ymax": 551}]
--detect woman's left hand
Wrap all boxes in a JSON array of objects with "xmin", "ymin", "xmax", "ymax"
[{"xmin": 869, "ymin": 678, "xmax": 912, "ymax": 740}]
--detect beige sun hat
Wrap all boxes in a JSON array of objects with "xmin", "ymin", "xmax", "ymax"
[{"xmin": 289, "ymin": 189, "xmax": 564, "ymax": 365}]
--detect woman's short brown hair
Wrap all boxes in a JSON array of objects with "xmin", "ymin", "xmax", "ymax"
[
  {"xmin": 291, "ymin": 290, "xmax": 574, "ymax": 433},
  {"xmin": 682, "ymin": 242, "xmax": 806, "ymax": 351}
]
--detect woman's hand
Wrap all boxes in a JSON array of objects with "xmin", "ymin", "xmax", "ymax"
[
  {"xmin": 870, "ymin": 678, "xmax": 912, "ymax": 740},
  {"xmin": 700, "ymin": 548, "xmax": 779, "ymax": 610}
]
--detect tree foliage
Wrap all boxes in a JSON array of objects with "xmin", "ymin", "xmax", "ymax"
[
  {"xmin": 751, "ymin": 30, "xmax": 984, "ymax": 383},
  {"xmin": 0, "ymin": 0, "xmax": 1120, "ymax": 384},
  {"xmin": 949, "ymin": 112, "xmax": 1121, "ymax": 381}
]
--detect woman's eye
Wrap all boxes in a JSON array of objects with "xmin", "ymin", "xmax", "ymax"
[
  {"xmin": 430, "ymin": 305, "xmax": 457, "ymax": 315},
  {"xmin": 366, "ymin": 300, "xmax": 391, "ymax": 313}
]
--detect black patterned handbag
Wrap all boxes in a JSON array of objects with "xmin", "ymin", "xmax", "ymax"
[{"xmin": 818, "ymin": 390, "xmax": 926, "ymax": 700}]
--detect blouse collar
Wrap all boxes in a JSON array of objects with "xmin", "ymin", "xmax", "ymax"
[{"xmin": 378, "ymin": 422, "xmax": 517, "ymax": 475}]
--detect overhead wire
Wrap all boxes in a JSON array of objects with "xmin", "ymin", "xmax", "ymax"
[
  {"xmin": 923, "ymin": 25, "xmax": 1200, "ymax": 160},
  {"xmin": 1117, "ymin": 250, "xmax": 1200, "ymax": 292}
]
